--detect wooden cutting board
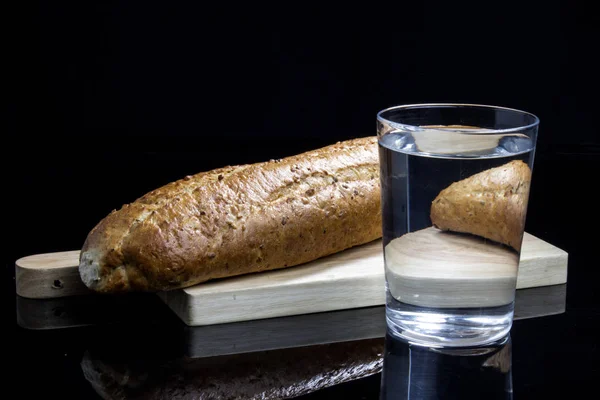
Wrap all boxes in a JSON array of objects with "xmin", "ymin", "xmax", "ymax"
[
  {"xmin": 15, "ymin": 231, "xmax": 568, "ymax": 326},
  {"xmin": 16, "ymin": 284, "xmax": 566, "ymax": 334},
  {"xmin": 183, "ymin": 284, "xmax": 566, "ymax": 358}
]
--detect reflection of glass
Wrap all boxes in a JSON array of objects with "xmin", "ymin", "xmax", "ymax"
[
  {"xmin": 59, "ymin": 284, "xmax": 564, "ymax": 398},
  {"xmin": 377, "ymin": 104, "xmax": 539, "ymax": 347},
  {"xmin": 380, "ymin": 332, "xmax": 512, "ymax": 400}
]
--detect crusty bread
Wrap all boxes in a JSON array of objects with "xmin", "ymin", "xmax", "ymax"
[
  {"xmin": 430, "ymin": 160, "xmax": 531, "ymax": 251},
  {"xmin": 79, "ymin": 137, "xmax": 381, "ymax": 293}
]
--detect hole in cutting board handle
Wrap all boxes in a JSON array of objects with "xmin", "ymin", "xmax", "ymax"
[{"xmin": 52, "ymin": 280, "xmax": 64, "ymax": 289}]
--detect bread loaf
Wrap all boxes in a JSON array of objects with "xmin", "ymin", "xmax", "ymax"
[
  {"xmin": 79, "ymin": 137, "xmax": 381, "ymax": 293},
  {"xmin": 430, "ymin": 160, "xmax": 531, "ymax": 251}
]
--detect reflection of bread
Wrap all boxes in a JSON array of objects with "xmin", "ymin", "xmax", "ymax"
[
  {"xmin": 81, "ymin": 339, "xmax": 384, "ymax": 400},
  {"xmin": 430, "ymin": 160, "xmax": 531, "ymax": 251}
]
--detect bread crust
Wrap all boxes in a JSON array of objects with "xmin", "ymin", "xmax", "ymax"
[
  {"xmin": 430, "ymin": 160, "xmax": 531, "ymax": 251},
  {"xmin": 79, "ymin": 137, "xmax": 382, "ymax": 293}
]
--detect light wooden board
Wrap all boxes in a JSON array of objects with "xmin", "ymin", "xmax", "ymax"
[
  {"xmin": 384, "ymin": 228, "xmax": 569, "ymax": 308},
  {"xmin": 159, "ymin": 231, "xmax": 567, "ymax": 326},
  {"xmin": 157, "ymin": 241, "xmax": 385, "ymax": 325},
  {"xmin": 16, "ymin": 250, "xmax": 91, "ymax": 299},
  {"xmin": 386, "ymin": 229, "xmax": 519, "ymax": 308},
  {"xmin": 184, "ymin": 284, "xmax": 566, "ymax": 358},
  {"xmin": 15, "ymin": 231, "xmax": 568, "ymax": 326}
]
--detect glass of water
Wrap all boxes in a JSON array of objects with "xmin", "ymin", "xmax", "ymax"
[{"xmin": 377, "ymin": 104, "xmax": 539, "ymax": 347}]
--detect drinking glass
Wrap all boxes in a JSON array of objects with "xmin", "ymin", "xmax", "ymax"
[{"xmin": 377, "ymin": 103, "xmax": 539, "ymax": 347}]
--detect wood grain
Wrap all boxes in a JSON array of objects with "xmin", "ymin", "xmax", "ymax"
[
  {"xmin": 157, "ymin": 241, "xmax": 385, "ymax": 325},
  {"xmin": 159, "ymin": 231, "xmax": 567, "ymax": 326},
  {"xmin": 385, "ymin": 228, "xmax": 568, "ymax": 308},
  {"xmin": 15, "ymin": 231, "xmax": 567, "ymax": 326},
  {"xmin": 385, "ymin": 228, "xmax": 518, "ymax": 308},
  {"xmin": 517, "ymin": 234, "xmax": 569, "ymax": 289},
  {"xmin": 16, "ymin": 251, "xmax": 91, "ymax": 299},
  {"xmin": 183, "ymin": 284, "xmax": 566, "ymax": 358}
]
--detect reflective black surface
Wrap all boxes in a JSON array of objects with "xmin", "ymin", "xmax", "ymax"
[
  {"xmin": 381, "ymin": 334, "xmax": 512, "ymax": 400},
  {"xmin": 8, "ymin": 2, "xmax": 600, "ymax": 395},
  {"xmin": 5, "ymin": 280, "xmax": 593, "ymax": 399}
]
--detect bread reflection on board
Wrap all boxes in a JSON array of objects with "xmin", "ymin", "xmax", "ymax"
[{"xmin": 81, "ymin": 338, "xmax": 384, "ymax": 400}]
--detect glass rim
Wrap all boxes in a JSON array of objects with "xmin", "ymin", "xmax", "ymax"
[{"xmin": 377, "ymin": 103, "xmax": 540, "ymax": 135}]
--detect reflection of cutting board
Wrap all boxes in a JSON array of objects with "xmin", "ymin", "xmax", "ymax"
[{"xmin": 15, "ymin": 232, "xmax": 567, "ymax": 326}]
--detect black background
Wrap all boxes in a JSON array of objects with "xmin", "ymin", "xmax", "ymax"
[{"xmin": 5, "ymin": 1, "xmax": 600, "ymax": 398}]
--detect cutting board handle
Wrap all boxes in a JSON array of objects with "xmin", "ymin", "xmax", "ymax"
[{"xmin": 15, "ymin": 251, "xmax": 90, "ymax": 299}]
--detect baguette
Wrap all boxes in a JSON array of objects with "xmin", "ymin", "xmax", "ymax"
[
  {"xmin": 79, "ymin": 137, "xmax": 381, "ymax": 293},
  {"xmin": 430, "ymin": 160, "xmax": 532, "ymax": 251}
]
